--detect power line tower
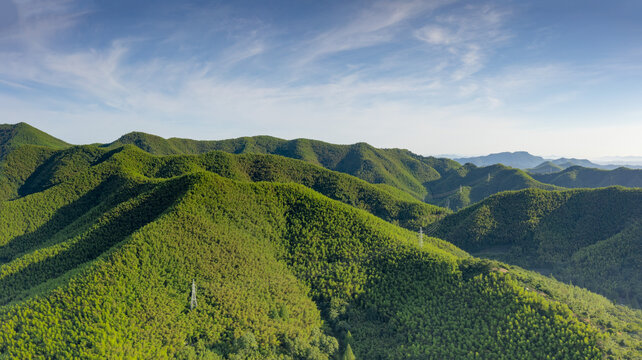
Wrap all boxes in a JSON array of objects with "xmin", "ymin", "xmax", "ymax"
[
  {"xmin": 190, "ymin": 279, "xmax": 197, "ymax": 310},
  {"xmin": 418, "ymin": 227, "xmax": 423, "ymax": 248},
  {"xmin": 487, "ymin": 173, "xmax": 491, "ymax": 183}
]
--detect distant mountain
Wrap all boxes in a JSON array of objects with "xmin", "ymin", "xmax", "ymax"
[
  {"xmin": 433, "ymin": 187, "xmax": 642, "ymax": 309},
  {"xmin": 455, "ymin": 151, "xmax": 545, "ymax": 169},
  {"xmin": 456, "ymin": 151, "xmax": 642, "ymax": 171},
  {"xmin": 527, "ymin": 161, "xmax": 564, "ymax": 174}
]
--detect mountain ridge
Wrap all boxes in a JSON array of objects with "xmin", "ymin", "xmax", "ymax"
[{"xmin": 2, "ymin": 142, "xmax": 635, "ymax": 358}]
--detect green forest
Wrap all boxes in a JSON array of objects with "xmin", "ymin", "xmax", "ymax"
[{"xmin": 1, "ymin": 123, "xmax": 641, "ymax": 359}]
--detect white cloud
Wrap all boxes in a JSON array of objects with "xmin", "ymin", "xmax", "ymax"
[
  {"xmin": 297, "ymin": 0, "xmax": 453, "ymax": 64},
  {"xmin": 414, "ymin": 4, "xmax": 511, "ymax": 81},
  {"xmin": 414, "ymin": 25, "xmax": 455, "ymax": 45}
]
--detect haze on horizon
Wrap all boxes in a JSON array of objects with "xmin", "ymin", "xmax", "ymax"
[{"xmin": 1, "ymin": 0, "xmax": 641, "ymax": 160}]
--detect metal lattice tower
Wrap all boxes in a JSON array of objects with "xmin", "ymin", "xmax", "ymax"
[
  {"xmin": 419, "ymin": 227, "xmax": 423, "ymax": 247},
  {"xmin": 190, "ymin": 279, "xmax": 197, "ymax": 310}
]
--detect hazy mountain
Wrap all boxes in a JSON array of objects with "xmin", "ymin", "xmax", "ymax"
[
  {"xmin": 455, "ymin": 151, "xmax": 546, "ymax": 169},
  {"xmin": 456, "ymin": 151, "xmax": 642, "ymax": 171}
]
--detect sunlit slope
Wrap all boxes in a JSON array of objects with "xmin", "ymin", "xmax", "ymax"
[
  {"xmin": 106, "ymin": 133, "xmax": 453, "ymax": 201},
  {"xmin": 106, "ymin": 131, "xmax": 562, "ymax": 209},
  {"xmin": 0, "ymin": 145, "xmax": 448, "ymax": 230},
  {"xmin": 0, "ymin": 122, "xmax": 69, "ymax": 156},
  {"xmin": 433, "ymin": 187, "xmax": 642, "ymax": 308},
  {"xmin": 0, "ymin": 145, "xmax": 632, "ymax": 359}
]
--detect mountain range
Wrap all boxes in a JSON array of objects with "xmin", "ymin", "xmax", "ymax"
[
  {"xmin": 0, "ymin": 122, "xmax": 641, "ymax": 359},
  {"xmin": 454, "ymin": 151, "xmax": 642, "ymax": 171}
]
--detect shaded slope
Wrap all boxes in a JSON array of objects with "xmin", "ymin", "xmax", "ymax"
[
  {"xmin": 0, "ymin": 123, "xmax": 70, "ymax": 200},
  {"xmin": 0, "ymin": 148, "xmax": 631, "ymax": 358},
  {"xmin": 433, "ymin": 187, "xmax": 642, "ymax": 309},
  {"xmin": 425, "ymin": 163, "xmax": 560, "ymax": 209},
  {"xmin": 532, "ymin": 166, "xmax": 642, "ymax": 188}
]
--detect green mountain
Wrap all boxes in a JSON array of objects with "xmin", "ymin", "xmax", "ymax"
[
  {"xmin": 527, "ymin": 161, "xmax": 564, "ymax": 174},
  {"xmin": 106, "ymin": 132, "xmax": 562, "ymax": 210},
  {"xmin": 433, "ymin": 187, "xmax": 642, "ymax": 309},
  {"xmin": 0, "ymin": 123, "xmax": 71, "ymax": 201},
  {"xmin": 0, "ymin": 122, "xmax": 69, "ymax": 157},
  {"xmin": 532, "ymin": 166, "xmax": 642, "ymax": 188},
  {"xmin": 424, "ymin": 163, "xmax": 560, "ymax": 209},
  {"xmin": 1, "ymin": 143, "xmax": 641, "ymax": 358},
  {"xmin": 0, "ymin": 144, "xmax": 447, "ymax": 231}
]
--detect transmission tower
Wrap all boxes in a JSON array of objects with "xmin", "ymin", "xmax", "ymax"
[
  {"xmin": 487, "ymin": 173, "xmax": 491, "ymax": 182},
  {"xmin": 190, "ymin": 279, "xmax": 197, "ymax": 310}
]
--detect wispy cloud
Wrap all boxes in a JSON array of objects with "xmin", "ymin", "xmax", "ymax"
[
  {"xmin": 296, "ymin": 0, "xmax": 453, "ymax": 65},
  {"xmin": 0, "ymin": 0, "xmax": 90, "ymax": 45},
  {"xmin": 415, "ymin": 4, "xmax": 511, "ymax": 81}
]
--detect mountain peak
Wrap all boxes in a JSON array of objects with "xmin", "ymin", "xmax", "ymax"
[{"xmin": 0, "ymin": 122, "xmax": 69, "ymax": 157}]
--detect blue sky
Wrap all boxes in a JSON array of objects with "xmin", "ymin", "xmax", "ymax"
[{"xmin": 1, "ymin": 0, "xmax": 641, "ymax": 159}]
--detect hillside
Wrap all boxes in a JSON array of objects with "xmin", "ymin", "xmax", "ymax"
[
  {"xmin": 0, "ymin": 123, "xmax": 70, "ymax": 201},
  {"xmin": 532, "ymin": 166, "xmax": 642, "ymax": 188},
  {"xmin": 1, "ymin": 144, "xmax": 641, "ymax": 358},
  {"xmin": 0, "ymin": 144, "xmax": 447, "ymax": 230},
  {"xmin": 424, "ymin": 163, "xmax": 560, "ymax": 209},
  {"xmin": 527, "ymin": 161, "xmax": 564, "ymax": 174},
  {"xmin": 433, "ymin": 187, "xmax": 642, "ymax": 309},
  {"xmin": 0, "ymin": 122, "xmax": 69, "ymax": 157},
  {"xmin": 105, "ymin": 131, "xmax": 564, "ymax": 210}
]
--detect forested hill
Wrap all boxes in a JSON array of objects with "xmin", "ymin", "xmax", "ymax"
[
  {"xmin": 0, "ymin": 122, "xmax": 69, "ymax": 158},
  {"xmin": 1, "ymin": 142, "xmax": 641, "ymax": 358},
  {"xmin": 0, "ymin": 144, "xmax": 447, "ymax": 230},
  {"xmin": 531, "ymin": 166, "xmax": 642, "ymax": 188},
  {"xmin": 105, "ymin": 131, "xmax": 561, "ymax": 209},
  {"xmin": 433, "ymin": 187, "xmax": 642, "ymax": 309}
]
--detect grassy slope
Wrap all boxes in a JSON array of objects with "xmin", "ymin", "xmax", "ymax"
[
  {"xmin": 106, "ymin": 132, "xmax": 561, "ymax": 210},
  {"xmin": 433, "ymin": 187, "xmax": 642, "ymax": 309},
  {"xmin": 0, "ymin": 145, "xmax": 638, "ymax": 358},
  {"xmin": 532, "ymin": 166, "xmax": 642, "ymax": 188}
]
